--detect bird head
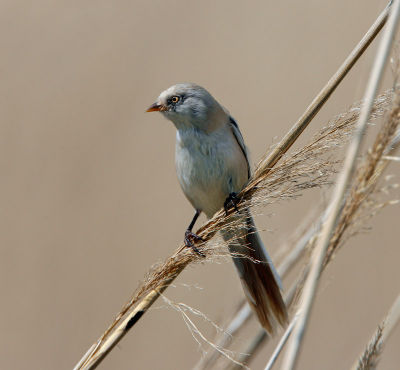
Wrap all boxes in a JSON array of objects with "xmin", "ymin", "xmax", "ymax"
[{"xmin": 146, "ymin": 83, "xmax": 227, "ymax": 131}]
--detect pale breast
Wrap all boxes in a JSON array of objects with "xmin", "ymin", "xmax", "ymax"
[{"xmin": 175, "ymin": 126, "xmax": 248, "ymax": 218}]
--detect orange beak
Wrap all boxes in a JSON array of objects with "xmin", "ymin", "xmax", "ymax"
[{"xmin": 146, "ymin": 102, "xmax": 166, "ymax": 112}]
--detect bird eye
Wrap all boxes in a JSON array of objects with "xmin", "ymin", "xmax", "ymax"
[{"xmin": 171, "ymin": 96, "xmax": 180, "ymax": 104}]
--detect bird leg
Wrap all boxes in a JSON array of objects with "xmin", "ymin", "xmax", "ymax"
[
  {"xmin": 224, "ymin": 192, "xmax": 241, "ymax": 216},
  {"xmin": 184, "ymin": 210, "xmax": 205, "ymax": 257}
]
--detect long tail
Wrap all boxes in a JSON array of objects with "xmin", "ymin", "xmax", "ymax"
[{"xmin": 222, "ymin": 211, "xmax": 288, "ymax": 333}]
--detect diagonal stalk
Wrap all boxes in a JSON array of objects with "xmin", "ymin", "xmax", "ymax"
[{"xmin": 281, "ymin": 1, "xmax": 400, "ymax": 368}]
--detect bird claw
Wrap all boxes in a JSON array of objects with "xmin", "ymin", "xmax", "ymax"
[
  {"xmin": 184, "ymin": 230, "xmax": 205, "ymax": 257},
  {"xmin": 224, "ymin": 192, "xmax": 241, "ymax": 216}
]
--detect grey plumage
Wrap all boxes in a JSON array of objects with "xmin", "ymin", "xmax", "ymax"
[{"xmin": 147, "ymin": 83, "xmax": 287, "ymax": 332}]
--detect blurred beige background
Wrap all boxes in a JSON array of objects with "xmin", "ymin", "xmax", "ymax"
[{"xmin": 1, "ymin": 1, "xmax": 399, "ymax": 369}]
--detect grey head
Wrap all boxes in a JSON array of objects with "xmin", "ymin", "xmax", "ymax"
[{"xmin": 146, "ymin": 83, "xmax": 228, "ymax": 131}]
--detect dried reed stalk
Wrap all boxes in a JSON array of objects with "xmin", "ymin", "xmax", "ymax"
[
  {"xmin": 224, "ymin": 63, "xmax": 400, "ymax": 370},
  {"xmin": 196, "ymin": 90, "xmax": 393, "ymax": 370},
  {"xmin": 325, "ymin": 106, "xmax": 400, "ymax": 265},
  {"xmin": 227, "ymin": 123, "xmax": 400, "ymax": 369},
  {"xmin": 282, "ymin": 2, "xmax": 400, "ymax": 367},
  {"xmin": 351, "ymin": 295, "xmax": 400, "ymax": 370},
  {"xmin": 74, "ymin": 4, "xmax": 392, "ymax": 370}
]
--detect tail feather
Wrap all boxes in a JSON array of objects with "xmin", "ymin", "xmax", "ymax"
[{"xmin": 223, "ymin": 212, "xmax": 287, "ymax": 333}]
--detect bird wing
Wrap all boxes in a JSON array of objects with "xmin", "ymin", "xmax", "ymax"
[{"xmin": 229, "ymin": 116, "xmax": 251, "ymax": 179}]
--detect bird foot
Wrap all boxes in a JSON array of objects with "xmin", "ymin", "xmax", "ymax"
[
  {"xmin": 224, "ymin": 192, "xmax": 241, "ymax": 216},
  {"xmin": 184, "ymin": 230, "xmax": 205, "ymax": 257}
]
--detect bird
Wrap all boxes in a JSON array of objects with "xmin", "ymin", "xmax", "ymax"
[{"xmin": 146, "ymin": 83, "xmax": 287, "ymax": 332}]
